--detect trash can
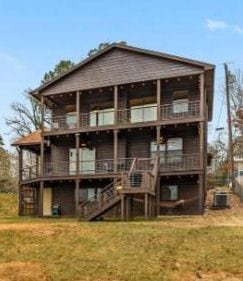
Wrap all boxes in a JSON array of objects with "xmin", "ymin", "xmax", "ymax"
[
  {"xmin": 52, "ymin": 204, "xmax": 59, "ymax": 216},
  {"xmin": 129, "ymin": 172, "xmax": 142, "ymax": 188}
]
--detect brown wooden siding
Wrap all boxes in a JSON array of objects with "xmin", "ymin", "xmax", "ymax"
[
  {"xmin": 41, "ymin": 49, "xmax": 203, "ymax": 96},
  {"xmin": 52, "ymin": 183, "xmax": 75, "ymax": 216},
  {"xmin": 159, "ymin": 176, "xmax": 200, "ymax": 215}
]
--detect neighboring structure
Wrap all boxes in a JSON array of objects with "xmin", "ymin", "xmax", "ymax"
[{"xmin": 13, "ymin": 44, "xmax": 215, "ymax": 220}]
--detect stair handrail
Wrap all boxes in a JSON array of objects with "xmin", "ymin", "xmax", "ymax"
[
  {"xmin": 128, "ymin": 157, "xmax": 137, "ymax": 177},
  {"xmin": 79, "ymin": 178, "xmax": 121, "ymax": 219}
]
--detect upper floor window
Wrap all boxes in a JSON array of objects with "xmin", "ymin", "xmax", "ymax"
[
  {"xmin": 66, "ymin": 112, "xmax": 77, "ymax": 128},
  {"xmin": 90, "ymin": 108, "xmax": 114, "ymax": 126},
  {"xmin": 131, "ymin": 103, "xmax": 157, "ymax": 123},
  {"xmin": 151, "ymin": 138, "xmax": 183, "ymax": 163},
  {"xmin": 172, "ymin": 91, "xmax": 189, "ymax": 114}
]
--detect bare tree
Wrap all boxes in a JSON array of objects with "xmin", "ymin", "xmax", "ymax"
[{"xmin": 5, "ymin": 91, "xmax": 42, "ymax": 137}]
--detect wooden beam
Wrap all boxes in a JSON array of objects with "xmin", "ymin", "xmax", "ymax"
[
  {"xmin": 76, "ymin": 91, "xmax": 80, "ymax": 128},
  {"xmin": 144, "ymin": 193, "xmax": 148, "ymax": 219},
  {"xmin": 121, "ymin": 194, "xmax": 125, "ymax": 221},
  {"xmin": 199, "ymin": 174, "xmax": 204, "ymax": 214},
  {"xmin": 157, "ymin": 79, "xmax": 161, "ymax": 120},
  {"xmin": 40, "ymin": 95, "xmax": 45, "ymax": 177},
  {"xmin": 199, "ymin": 73, "xmax": 205, "ymax": 119},
  {"xmin": 75, "ymin": 179, "xmax": 80, "ymax": 217},
  {"xmin": 39, "ymin": 181, "xmax": 44, "ymax": 216},
  {"xmin": 114, "ymin": 85, "xmax": 118, "ymax": 124},
  {"xmin": 114, "ymin": 129, "xmax": 118, "ymax": 173},
  {"xmin": 156, "ymin": 177, "xmax": 160, "ymax": 216},
  {"xmin": 75, "ymin": 133, "xmax": 80, "ymax": 175},
  {"xmin": 18, "ymin": 148, "xmax": 23, "ymax": 183}
]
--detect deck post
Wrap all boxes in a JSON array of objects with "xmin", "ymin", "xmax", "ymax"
[
  {"xmin": 157, "ymin": 79, "xmax": 161, "ymax": 120},
  {"xmin": 75, "ymin": 179, "xmax": 80, "ymax": 217},
  {"xmin": 199, "ymin": 174, "xmax": 204, "ymax": 214},
  {"xmin": 76, "ymin": 91, "xmax": 80, "ymax": 128},
  {"xmin": 156, "ymin": 126, "xmax": 161, "ymax": 216},
  {"xmin": 121, "ymin": 194, "xmax": 125, "ymax": 221},
  {"xmin": 144, "ymin": 193, "xmax": 148, "ymax": 219},
  {"xmin": 40, "ymin": 95, "xmax": 44, "ymax": 177},
  {"xmin": 199, "ymin": 73, "xmax": 205, "ymax": 119},
  {"xmin": 75, "ymin": 133, "xmax": 80, "ymax": 175},
  {"xmin": 38, "ymin": 181, "xmax": 44, "ymax": 216},
  {"xmin": 114, "ymin": 129, "xmax": 118, "ymax": 173},
  {"xmin": 114, "ymin": 85, "xmax": 118, "ymax": 124},
  {"xmin": 18, "ymin": 147, "xmax": 23, "ymax": 183}
]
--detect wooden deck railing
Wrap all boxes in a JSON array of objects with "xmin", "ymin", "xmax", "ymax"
[
  {"xmin": 21, "ymin": 154, "xmax": 200, "ymax": 181},
  {"xmin": 44, "ymin": 100, "xmax": 200, "ymax": 132}
]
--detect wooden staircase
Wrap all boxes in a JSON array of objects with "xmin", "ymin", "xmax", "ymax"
[{"xmin": 80, "ymin": 157, "xmax": 159, "ymax": 221}]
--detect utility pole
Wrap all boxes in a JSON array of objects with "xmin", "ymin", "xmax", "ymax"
[{"xmin": 224, "ymin": 63, "xmax": 235, "ymax": 190}]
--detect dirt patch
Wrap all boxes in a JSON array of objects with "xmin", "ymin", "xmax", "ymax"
[{"xmin": 0, "ymin": 261, "xmax": 51, "ymax": 281}]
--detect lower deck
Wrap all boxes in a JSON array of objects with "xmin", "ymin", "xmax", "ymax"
[{"xmin": 19, "ymin": 174, "xmax": 205, "ymax": 218}]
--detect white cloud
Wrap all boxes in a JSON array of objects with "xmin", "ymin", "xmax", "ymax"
[
  {"xmin": 206, "ymin": 19, "xmax": 243, "ymax": 35},
  {"xmin": 234, "ymin": 25, "xmax": 243, "ymax": 34},
  {"xmin": 206, "ymin": 19, "xmax": 228, "ymax": 31},
  {"xmin": 0, "ymin": 53, "xmax": 23, "ymax": 70}
]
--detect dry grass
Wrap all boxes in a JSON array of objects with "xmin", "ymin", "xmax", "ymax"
[{"xmin": 0, "ymin": 193, "xmax": 243, "ymax": 281}]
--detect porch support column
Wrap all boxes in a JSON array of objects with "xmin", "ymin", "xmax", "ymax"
[
  {"xmin": 121, "ymin": 194, "xmax": 125, "ymax": 221},
  {"xmin": 199, "ymin": 73, "xmax": 205, "ymax": 119},
  {"xmin": 199, "ymin": 121, "xmax": 205, "ymax": 214},
  {"xmin": 156, "ymin": 126, "xmax": 161, "ymax": 216},
  {"xmin": 114, "ymin": 85, "xmax": 118, "ymax": 124},
  {"xmin": 36, "ymin": 154, "xmax": 39, "ymax": 177},
  {"xmin": 199, "ymin": 174, "xmax": 204, "ymax": 214},
  {"xmin": 38, "ymin": 181, "xmax": 44, "ymax": 216},
  {"xmin": 114, "ymin": 129, "xmax": 118, "ymax": 173},
  {"xmin": 75, "ymin": 133, "xmax": 80, "ymax": 175},
  {"xmin": 76, "ymin": 91, "xmax": 80, "ymax": 128},
  {"xmin": 156, "ymin": 79, "xmax": 161, "ymax": 121},
  {"xmin": 18, "ymin": 147, "xmax": 23, "ymax": 183},
  {"xmin": 75, "ymin": 179, "xmax": 80, "ymax": 217},
  {"xmin": 144, "ymin": 193, "xmax": 148, "ymax": 219},
  {"xmin": 40, "ymin": 95, "xmax": 45, "ymax": 177}
]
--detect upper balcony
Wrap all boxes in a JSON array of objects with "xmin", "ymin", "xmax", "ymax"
[
  {"xmin": 42, "ymin": 75, "xmax": 204, "ymax": 135},
  {"xmin": 44, "ymin": 100, "xmax": 200, "ymax": 134}
]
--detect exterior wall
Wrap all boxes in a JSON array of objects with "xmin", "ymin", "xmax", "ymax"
[
  {"xmin": 52, "ymin": 182, "xmax": 75, "ymax": 216},
  {"xmin": 159, "ymin": 175, "xmax": 200, "ymax": 215},
  {"xmin": 41, "ymin": 48, "xmax": 202, "ymax": 96}
]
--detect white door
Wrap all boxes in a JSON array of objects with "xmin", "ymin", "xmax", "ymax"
[
  {"xmin": 43, "ymin": 188, "xmax": 52, "ymax": 216},
  {"xmin": 80, "ymin": 148, "xmax": 96, "ymax": 174},
  {"xmin": 69, "ymin": 149, "xmax": 77, "ymax": 175}
]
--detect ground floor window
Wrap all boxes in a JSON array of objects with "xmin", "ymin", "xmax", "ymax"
[{"xmin": 161, "ymin": 185, "xmax": 178, "ymax": 201}]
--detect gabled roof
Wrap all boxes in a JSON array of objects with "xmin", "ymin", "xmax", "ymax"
[
  {"xmin": 31, "ymin": 43, "xmax": 215, "ymax": 96},
  {"xmin": 12, "ymin": 130, "xmax": 41, "ymax": 147}
]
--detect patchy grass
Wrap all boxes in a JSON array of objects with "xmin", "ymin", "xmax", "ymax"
[
  {"xmin": 0, "ymin": 219, "xmax": 243, "ymax": 281},
  {"xmin": 0, "ymin": 194, "xmax": 243, "ymax": 281},
  {"xmin": 0, "ymin": 193, "xmax": 18, "ymax": 217}
]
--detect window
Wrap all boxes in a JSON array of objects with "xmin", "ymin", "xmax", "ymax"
[
  {"xmin": 161, "ymin": 185, "xmax": 178, "ymax": 201},
  {"xmin": 172, "ymin": 91, "xmax": 189, "ymax": 114},
  {"xmin": 90, "ymin": 108, "xmax": 114, "ymax": 126},
  {"xmin": 131, "ymin": 104, "xmax": 157, "ymax": 123},
  {"xmin": 173, "ymin": 99, "xmax": 189, "ymax": 113},
  {"xmin": 239, "ymin": 170, "xmax": 243, "ymax": 176},
  {"xmin": 150, "ymin": 138, "xmax": 183, "ymax": 163},
  {"xmin": 66, "ymin": 112, "xmax": 77, "ymax": 128}
]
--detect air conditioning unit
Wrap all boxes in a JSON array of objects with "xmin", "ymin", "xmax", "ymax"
[{"xmin": 213, "ymin": 191, "xmax": 231, "ymax": 208}]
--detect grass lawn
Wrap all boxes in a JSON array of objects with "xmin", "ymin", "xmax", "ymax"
[{"xmin": 0, "ymin": 193, "xmax": 243, "ymax": 281}]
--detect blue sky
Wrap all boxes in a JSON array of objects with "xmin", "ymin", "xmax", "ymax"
[{"xmin": 0, "ymin": 0, "xmax": 243, "ymax": 148}]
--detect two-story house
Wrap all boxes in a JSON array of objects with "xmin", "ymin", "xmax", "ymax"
[{"xmin": 13, "ymin": 44, "xmax": 214, "ymax": 220}]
